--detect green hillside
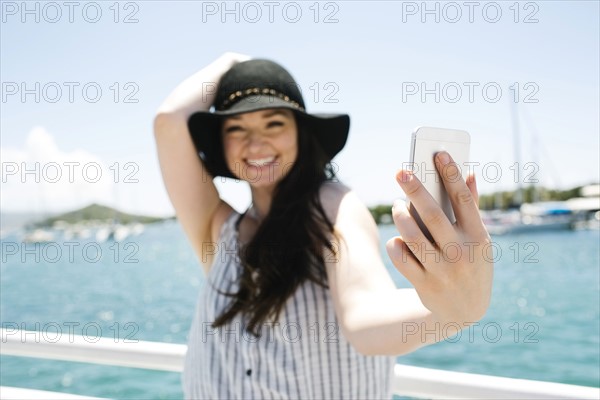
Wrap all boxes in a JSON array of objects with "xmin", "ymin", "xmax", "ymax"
[{"xmin": 33, "ymin": 203, "xmax": 168, "ymax": 228}]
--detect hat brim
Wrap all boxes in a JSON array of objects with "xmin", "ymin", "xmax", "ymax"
[{"xmin": 188, "ymin": 96, "xmax": 349, "ymax": 179}]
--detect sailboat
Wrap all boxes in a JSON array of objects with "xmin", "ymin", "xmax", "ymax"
[
  {"xmin": 483, "ymin": 202, "xmax": 576, "ymax": 235},
  {"xmin": 482, "ymin": 104, "xmax": 578, "ymax": 235}
]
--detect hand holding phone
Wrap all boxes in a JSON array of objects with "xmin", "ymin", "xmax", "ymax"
[
  {"xmin": 405, "ymin": 127, "xmax": 471, "ymax": 242},
  {"xmin": 387, "ymin": 128, "xmax": 493, "ymax": 331}
]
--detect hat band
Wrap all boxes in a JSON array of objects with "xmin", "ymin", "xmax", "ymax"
[{"xmin": 219, "ymin": 87, "xmax": 305, "ymax": 111}]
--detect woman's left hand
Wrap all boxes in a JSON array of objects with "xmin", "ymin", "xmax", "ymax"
[{"xmin": 386, "ymin": 151, "xmax": 493, "ymax": 326}]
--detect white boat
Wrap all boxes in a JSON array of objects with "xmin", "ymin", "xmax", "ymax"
[
  {"xmin": 572, "ymin": 211, "xmax": 600, "ymax": 230},
  {"xmin": 95, "ymin": 225, "xmax": 112, "ymax": 243},
  {"xmin": 130, "ymin": 222, "xmax": 145, "ymax": 236},
  {"xmin": 112, "ymin": 224, "xmax": 131, "ymax": 242},
  {"xmin": 22, "ymin": 229, "xmax": 55, "ymax": 243},
  {"xmin": 70, "ymin": 223, "xmax": 92, "ymax": 239},
  {"xmin": 484, "ymin": 185, "xmax": 600, "ymax": 234},
  {"xmin": 567, "ymin": 187, "xmax": 600, "ymax": 230},
  {"xmin": 483, "ymin": 202, "xmax": 576, "ymax": 235}
]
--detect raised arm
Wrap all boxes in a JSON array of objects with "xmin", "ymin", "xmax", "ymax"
[{"xmin": 153, "ymin": 52, "xmax": 250, "ymax": 272}]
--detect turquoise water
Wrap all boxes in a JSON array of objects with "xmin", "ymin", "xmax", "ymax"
[{"xmin": 1, "ymin": 222, "xmax": 599, "ymax": 398}]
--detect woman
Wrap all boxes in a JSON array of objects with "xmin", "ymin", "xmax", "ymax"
[{"xmin": 154, "ymin": 53, "xmax": 493, "ymax": 399}]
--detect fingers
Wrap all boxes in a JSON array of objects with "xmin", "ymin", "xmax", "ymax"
[
  {"xmin": 391, "ymin": 202, "xmax": 445, "ymax": 270},
  {"xmin": 395, "ymin": 169, "xmax": 456, "ymax": 244},
  {"xmin": 435, "ymin": 152, "xmax": 486, "ymax": 238},
  {"xmin": 466, "ymin": 173, "xmax": 479, "ymax": 206},
  {"xmin": 231, "ymin": 52, "xmax": 252, "ymax": 63},
  {"xmin": 218, "ymin": 52, "xmax": 252, "ymax": 70},
  {"xmin": 385, "ymin": 236, "xmax": 425, "ymax": 287}
]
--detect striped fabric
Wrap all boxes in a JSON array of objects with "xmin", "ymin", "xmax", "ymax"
[{"xmin": 182, "ymin": 210, "xmax": 396, "ymax": 399}]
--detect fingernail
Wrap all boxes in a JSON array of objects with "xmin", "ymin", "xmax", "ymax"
[
  {"xmin": 437, "ymin": 151, "xmax": 450, "ymax": 165},
  {"xmin": 398, "ymin": 170, "xmax": 413, "ymax": 183}
]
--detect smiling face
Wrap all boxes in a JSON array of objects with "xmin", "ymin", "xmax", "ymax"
[{"xmin": 221, "ymin": 109, "xmax": 298, "ymax": 189}]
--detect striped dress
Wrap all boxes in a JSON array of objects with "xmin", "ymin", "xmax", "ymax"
[{"xmin": 182, "ymin": 209, "xmax": 396, "ymax": 399}]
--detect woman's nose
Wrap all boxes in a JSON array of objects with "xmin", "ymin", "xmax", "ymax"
[{"xmin": 246, "ymin": 130, "xmax": 265, "ymax": 151}]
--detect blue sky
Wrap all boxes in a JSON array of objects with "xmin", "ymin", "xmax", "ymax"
[{"xmin": 1, "ymin": 1, "xmax": 598, "ymax": 216}]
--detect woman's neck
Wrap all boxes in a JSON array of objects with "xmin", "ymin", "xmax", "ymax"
[{"xmin": 249, "ymin": 186, "xmax": 274, "ymax": 223}]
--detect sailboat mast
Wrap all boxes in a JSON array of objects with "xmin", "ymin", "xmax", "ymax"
[{"xmin": 511, "ymin": 101, "xmax": 523, "ymax": 206}]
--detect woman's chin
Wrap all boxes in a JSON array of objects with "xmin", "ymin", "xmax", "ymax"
[
  {"xmin": 234, "ymin": 167, "xmax": 288, "ymax": 188},
  {"xmin": 246, "ymin": 177, "xmax": 283, "ymax": 190}
]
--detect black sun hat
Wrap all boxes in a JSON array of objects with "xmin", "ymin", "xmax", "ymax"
[{"xmin": 187, "ymin": 59, "xmax": 350, "ymax": 178}]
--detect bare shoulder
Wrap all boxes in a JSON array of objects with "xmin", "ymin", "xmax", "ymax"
[
  {"xmin": 318, "ymin": 180, "xmax": 377, "ymax": 234},
  {"xmin": 318, "ymin": 180, "xmax": 350, "ymax": 224}
]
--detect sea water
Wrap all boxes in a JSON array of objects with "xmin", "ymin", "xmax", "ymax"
[{"xmin": 1, "ymin": 221, "xmax": 598, "ymax": 398}]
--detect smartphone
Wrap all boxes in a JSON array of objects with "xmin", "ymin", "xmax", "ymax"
[{"xmin": 406, "ymin": 127, "xmax": 471, "ymax": 242}]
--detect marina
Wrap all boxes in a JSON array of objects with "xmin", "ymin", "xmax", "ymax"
[
  {"xmin": 482, "ymin": 185, "xmax": 600, "ymax": 235},
  {"xmin": 1, "ymin": 221, "xmax": 598, "ymax": 398}
]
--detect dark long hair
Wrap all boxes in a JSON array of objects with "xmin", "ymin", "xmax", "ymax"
[{"xmin": 212, "ymin": 118, "xmax": 340, "ymax": 336}]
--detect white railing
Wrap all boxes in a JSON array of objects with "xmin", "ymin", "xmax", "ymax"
[{"xmin": 1, "ymin": 328, "xmax": 598, "ymax": 400}]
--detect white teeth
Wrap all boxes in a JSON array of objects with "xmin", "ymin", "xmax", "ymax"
[{"xmin": 247, "ymin": 156, "xmax": 276, "ymax": 166}]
